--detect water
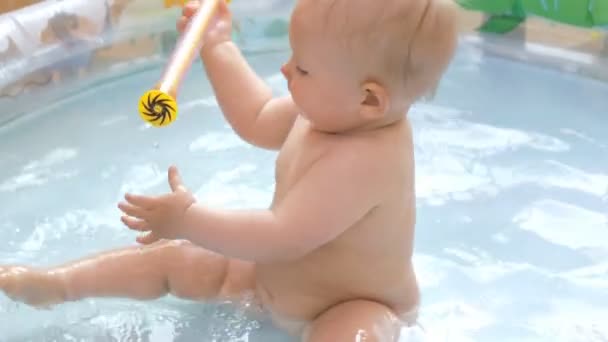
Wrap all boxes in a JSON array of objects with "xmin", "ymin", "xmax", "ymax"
[{"xmin": 0, "ymin": 41, "xmax": 607, "ymax": 341}]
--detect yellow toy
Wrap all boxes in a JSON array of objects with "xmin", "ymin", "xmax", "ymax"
[{"xmin": 138, "ymin": 0, "xmax": 231, "ymax": 127}]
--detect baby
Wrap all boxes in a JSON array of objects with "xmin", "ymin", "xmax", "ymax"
[{"xmin": 0, "ymin": 0, "xmax": 457, "ymax": 340}]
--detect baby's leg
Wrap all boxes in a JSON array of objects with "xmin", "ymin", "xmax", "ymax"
[
  {"xmin": 304, "ymin": 300, "xmax": 409, "ymax": 342},
  {"xmin": 0, "ymin": 240, "xmax": 255, "ymax": 307}
]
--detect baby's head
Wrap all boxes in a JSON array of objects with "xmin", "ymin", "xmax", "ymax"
[{"xmin": 282, "ymin": 0, "xmax": 457, "ymax": 132}]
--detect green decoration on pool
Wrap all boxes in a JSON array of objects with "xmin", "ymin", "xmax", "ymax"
[{"xmin": 456, "ymin": 0, "xmax": 608, "ymax": 34}]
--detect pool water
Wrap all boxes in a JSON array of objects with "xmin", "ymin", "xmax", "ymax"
[{"xmin": 0, "ymin": 40, "xmax": 607, "ymax": 341}]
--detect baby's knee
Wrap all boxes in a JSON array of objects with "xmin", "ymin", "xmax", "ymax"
[
  {"xmin": 305, "ymin": 300, "xmax": 403, "ymax": 342},
  {"xmin": 144, "ymin": 241, "xmax": 255, "ymax": 302},
  {"xmin": 161, "ymin": 241, "xmax": 230, "ymax": 300},
  {"xmin": 145, "ymin": 239, "xmax": 204, "ymax": 261}
]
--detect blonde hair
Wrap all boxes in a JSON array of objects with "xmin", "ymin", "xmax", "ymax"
[{"xmin": 323, "ymin": 0, "xmax": 458, "ymax": 103}]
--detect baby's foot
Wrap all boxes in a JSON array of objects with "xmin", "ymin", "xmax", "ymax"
[{"xmin": 0, "ymin": 266, "xmax": 67, "ymax": 308}]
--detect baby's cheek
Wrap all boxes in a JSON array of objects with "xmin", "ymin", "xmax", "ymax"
[{"xmin": 289, "ymin": 88, "xmax": 307, "ymax": 110}]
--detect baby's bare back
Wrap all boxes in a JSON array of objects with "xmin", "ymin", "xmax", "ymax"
[{"xmin": 255, "ymin": 116, "xmax": 419, "ymax": 322}]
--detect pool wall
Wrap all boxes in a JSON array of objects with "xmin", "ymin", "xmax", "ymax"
[
  {"xmin": 0, "ymin": 0, "xmax": 606, "ymax": 126},
  {"xmin": 0, "ymin": 0, "xmax": 293, "ymax": 124}
]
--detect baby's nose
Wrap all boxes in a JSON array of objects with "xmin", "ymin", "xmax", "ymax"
[{"xmin": 280, "ymin": 64, "xmax": 290, "ymax": 80}]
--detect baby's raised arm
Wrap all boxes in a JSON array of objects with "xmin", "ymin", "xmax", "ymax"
[
  {"xmin": 203, "ymin": 42, "xmax": 299, "ymax": 150},
  {"xmin": 181, "ymin": 0, "xmax": 298, "ymax": 150}
]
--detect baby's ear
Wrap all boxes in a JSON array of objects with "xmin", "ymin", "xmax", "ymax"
[{"xmin": 359, "ymin": 82, "xmax": 389, "ymax": 120}]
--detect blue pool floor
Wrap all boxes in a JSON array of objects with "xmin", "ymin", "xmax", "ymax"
[{"xmin": 0, "ymin": 44, "xmax": 607, "ymax": 341}]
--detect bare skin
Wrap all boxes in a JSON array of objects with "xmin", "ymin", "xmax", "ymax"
[{"xmin": 1, "ymin": 0, "xmax": 457, "ymax": 340}]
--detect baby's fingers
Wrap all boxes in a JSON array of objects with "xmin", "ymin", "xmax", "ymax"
[
  {"xmin": 121, "ymin": 216, "xmax": 149, "ymax": 232},
  {"xmin": 168, "ymin": 165, "xmax": 187, "ymax": 193},
  {"xmin": 177, "ymin": 16, "xmax": 188, "ymax": 33},
  {"xmin": 118, "ymin": 202, "xmax": 149, "ymax": 220},
  {"xmin": 182, "ymin": 1, "xmax": 200, "ymax": 18},
  {"xmin": 216, "ymin": 0, "xmax": 230, "ymax": 15},
  {"xmin": 136, "ymin": 232, "xmax": 161, "ymax": 245},
  {"xmin": 124, "ymin": 193, "xmax": 158, "ymax": 209}
]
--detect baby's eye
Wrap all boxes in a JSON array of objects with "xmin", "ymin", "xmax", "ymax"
[{"xmin": 296, "ymin": 66, "xmax": 308, "ymax": 75}]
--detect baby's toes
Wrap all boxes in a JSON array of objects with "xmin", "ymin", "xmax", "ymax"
[
  {"xmin": 0, "ymin": 266, "xmax": 26, "ymax": 298},
  {"xmin": 0, "ymin": 266, "xmax": 54, "ymax": 306}
]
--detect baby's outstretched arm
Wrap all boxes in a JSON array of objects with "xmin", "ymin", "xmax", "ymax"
[
  {"xmin": 180, "ymin": 1, "xmax": 298, "ymax": 150},
  {"xmin": 183, "ymin": 148, "xmax": 387, "ymax": 261},
  {"xmin": 121, "ymin": 145, "xmax": 389, "ymax": 262}
]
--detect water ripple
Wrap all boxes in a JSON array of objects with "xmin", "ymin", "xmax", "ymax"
[{"xmin": 513, "ymin": 199, "xmax": 608, "ymax": 251}]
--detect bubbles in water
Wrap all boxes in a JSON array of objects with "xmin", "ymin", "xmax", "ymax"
[
  {"xmin": 119, "ymin": 163, "xmax": 166, "ymax": 195},
  {"xmin": 514, "ymin": 199, "xmax": 608, "ymax": 250},
  {"xmin": 208, "ymin": 302, "xmax": 262, "ymax": 342},
  {"xmin": 189, "ymin": 132, "xmax": 249, "ymax": 153},
  {"xmin": 22, "ymin": 148, "xmax": 78, "ymax": 171},
  {"xmin": 0, "ymin": 299, "xmax": 20, "ymax": 315}
]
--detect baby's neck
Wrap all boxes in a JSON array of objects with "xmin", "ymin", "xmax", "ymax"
[
  {"xmin": 352, "ymin": 108, "xmax": 409, "ymax": 132},
  {"xmin": 315, "ymin": 113, "xmax": 406, "ymax": 136}
]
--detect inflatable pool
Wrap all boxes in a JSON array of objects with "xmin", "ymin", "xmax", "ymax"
[
  {"xmin": 457, "ymin": 0, "xmax": 608, "ymax": 33},
  {"xmin": 0, "ymin": 0, "xmax": 292, "ymax": 124},
  {"xmin": 0, "ymin": 0, "xmax": 607, "ymax": 341}
]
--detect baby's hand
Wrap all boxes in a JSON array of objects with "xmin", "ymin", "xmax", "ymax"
[
  {"xmin": 118, "ymin": 166, "xmax": 196, "ymax": 244},
  {"xmin": 177, "ymin": 0, "xmax": 233, "ymax": 53}
]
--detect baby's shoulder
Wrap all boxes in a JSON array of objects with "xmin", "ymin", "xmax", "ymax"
[{"xmin": 330, "ymin": 135, "xmax": 407, "ymax": 179}]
